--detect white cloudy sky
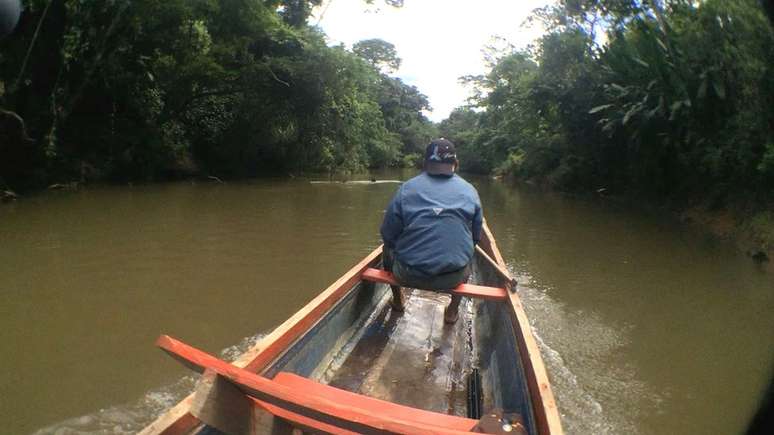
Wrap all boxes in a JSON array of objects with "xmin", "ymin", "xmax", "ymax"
[{"xmin": 314, "ymin": 0, "xmax": 555, "ymax": 122}]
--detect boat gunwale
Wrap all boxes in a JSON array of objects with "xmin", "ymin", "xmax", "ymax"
[
  {"xmin": 478, "ymin": 223, "xmax": 563, "ymax": 435},
  {"xmin": 140, "ymin": 221, "xmax": 564, "ymax": 435},
  {"xmin": 139, "ymin": 246, "xmax": 383, "ymax": 434}
]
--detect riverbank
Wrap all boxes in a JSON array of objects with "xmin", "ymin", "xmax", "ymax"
[
  {"xmin": 506, "ymin": 176, "xmax": 773, "ymax": 265},
  {"xmin": 680, "ymin": 205, "xmax": 773, "ymax": 263},
  {"xmin": 630, "ymin": 197, "xmax": 773, "ymax": 264}
]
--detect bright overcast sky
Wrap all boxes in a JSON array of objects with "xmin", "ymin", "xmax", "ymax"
[{"xmin": 314, "ymin": 0, "xmax": 555, "ymax": 122}]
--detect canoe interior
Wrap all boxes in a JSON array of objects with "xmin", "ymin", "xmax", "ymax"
[{"xmin": 238, "ymin": 252, "xmax": 538, "ymax": 434}]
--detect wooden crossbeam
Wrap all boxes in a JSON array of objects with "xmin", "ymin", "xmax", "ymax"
[
  {"xmin": 361, "ymin": 268, "xmax": 507, "ymax": 301},
  {"xmin": 157, "ymin": 335, "xmax": 479, "ymax": 435},
  {"xmin": 273, "ymin": 372, "xmax": 477, "ymax": 431}
]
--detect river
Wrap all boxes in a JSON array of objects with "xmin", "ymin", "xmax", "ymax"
[{"xmin": 1, "ymin": 171, "xmax": 772, "ymax": 434}]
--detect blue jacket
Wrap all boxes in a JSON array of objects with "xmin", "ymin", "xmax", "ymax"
[{"xmin": 380, "ymin": 172, "xmax": 483, "ymax": 276}]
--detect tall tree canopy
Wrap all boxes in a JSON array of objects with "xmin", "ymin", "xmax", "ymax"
[
  {"xmin": 444, "ymin": 0, "xmax": 774, "ymax": 204},
  {"xmin": 353, "ymin": 38, "xmax": 402, "ymax": 73},
  {"xmin": 0, "ymin": 0, "xmax": 425, "ymax": 190}
]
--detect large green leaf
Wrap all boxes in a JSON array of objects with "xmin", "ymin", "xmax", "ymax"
[
  {"xmin": 623, "ymin": 104, "xmax": 642, "ymax": 125},
  {"xmin": 589, "ymin": 104, "xmax": 614, "ymax": 114},
  {"xmin": 632, "ymin": 57, "xmax": 650, "ymax": 68}
]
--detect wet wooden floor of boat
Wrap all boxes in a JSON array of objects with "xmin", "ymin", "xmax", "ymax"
[{"xmin": 317, "ymin": 289, "xmax": 474, "ymax": 418}]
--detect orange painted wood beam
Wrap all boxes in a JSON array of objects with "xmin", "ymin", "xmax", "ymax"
[
  {"xmin": 273, "ymin": 372, "xmax": 477, "ymax": 431},
  {"xmin": 157, "ymin": 335, "xmax": 479, "ymax": 435},
  {"xmin": 252, "ymin": 398, "xmax": 360, "ymax": 435},
  {"xmin": 361, "ymin": 268, "xmax": 508, "ymax": 301}
]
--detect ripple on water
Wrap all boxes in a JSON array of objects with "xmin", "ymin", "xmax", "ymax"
[
  {"xmin": 32, "ymin": 333, "xmax": 265, "ymax": 435},
  {"xmin": 513, "ymin": 269, "xmax": 662, "ymax": 435},
  {"xmin": 31, "ymin": 375, "xmax": 196, "ymax": 435}
]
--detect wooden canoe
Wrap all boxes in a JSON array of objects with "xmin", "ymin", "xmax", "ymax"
[{"xmin": 140, "ymin": 222, "xmax": 563, "ymax": 435}]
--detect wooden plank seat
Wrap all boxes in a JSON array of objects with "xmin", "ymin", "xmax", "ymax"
[
  {"xmin": 361, "ymin": 268, "xmax": 508, "ymax": 301},
  {"xmin": 157, "ymin": 335, "xmax": 480, "ymax": 434}
]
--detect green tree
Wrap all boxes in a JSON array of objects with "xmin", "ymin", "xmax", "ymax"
[
  {"xmin": 0, "ymin": 0, "xmax": 419, "ymax": 189},
  {"xmin": 353, "ymin": 38, "xmax": 402, "ymax": 73},
  {"xmin": 446, "ymin": 0, "xmax": 774, "ymax": 202}
]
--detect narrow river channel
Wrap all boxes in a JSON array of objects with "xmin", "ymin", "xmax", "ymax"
[{"xmin": 1, "ymin": 171, "xmax": 772, "ymax": 434}]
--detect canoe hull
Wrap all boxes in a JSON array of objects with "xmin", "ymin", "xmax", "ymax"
[{"xmin": 140, "ymin": 222, "xmax": 563, "ymax": 435}]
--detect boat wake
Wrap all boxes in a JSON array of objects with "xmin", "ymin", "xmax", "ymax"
[
  {"xmin": 32, "ymin": 333, "xmax": 265, "ymax": 435},
  {"xmin": 31, "ymin": 375, "xmax": 197, "ymax": 435},
  {"xmin": 33, "ymin": 269, "xmax": 661, "ymax": 435},
  {"xmin": 512, "ymin": 270, "xmax": 662, "ymax": 435}
]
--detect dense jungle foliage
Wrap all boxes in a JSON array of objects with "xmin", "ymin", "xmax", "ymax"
[
  {"xmin": 2, "ymin": 0, "xmax": 773, "ymax": 209},
  {"xmin": 442, "ymin": 0, "xmax": 774, "ymax": 204},
  {"xmin": 0, "ymin": 0, "xmax": 435, "ymax": 190}
]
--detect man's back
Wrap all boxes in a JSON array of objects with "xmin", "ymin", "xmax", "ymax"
[{"xmin": 381, "ymin": 172, "xmax": 482, "ymax": 276}]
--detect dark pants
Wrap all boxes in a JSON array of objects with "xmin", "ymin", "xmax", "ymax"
[
  {"xmin": 383, "ymin": 247, "xmax": 470, "ymax": 311},
  {"xmin": 383, "ymin": 247, "xmax": 471, "ymax": 290}
]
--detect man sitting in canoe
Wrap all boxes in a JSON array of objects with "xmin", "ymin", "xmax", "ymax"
[{"xmin": 380, "ymin": 138, "xmax": 483, "ymax": 323}]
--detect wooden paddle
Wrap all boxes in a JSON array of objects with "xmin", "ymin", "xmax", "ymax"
[{"xmin": 475, "ymin": 245, "xmax": 518, "ymax": 292}]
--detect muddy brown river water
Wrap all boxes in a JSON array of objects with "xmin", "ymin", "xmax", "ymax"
[{"xmin": 1, "ymin": 171, "xmax": 772, "ymax": 434}]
